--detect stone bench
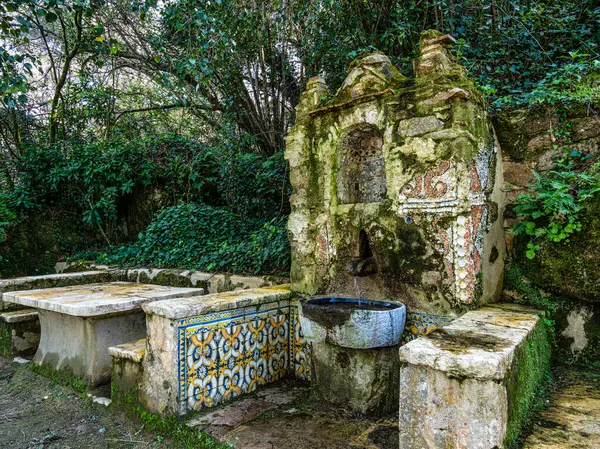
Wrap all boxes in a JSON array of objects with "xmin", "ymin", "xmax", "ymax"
[
  {"xmin": 109, "ymin": 338, "xmax": 146, "ymax": 399},
  {"xmin": 0, "ymin": 309, "xmax": 40, "ymax": 357},
  {"xmin": 398, "ymin": 303, "xmax": 551, "ymax": 449},
  {"xmin": 140, "ymin": 285, "xmax": 311, "ymax": 417}
]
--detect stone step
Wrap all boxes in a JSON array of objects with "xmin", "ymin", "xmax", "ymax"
[
  {"xmin": 109, "ymin": 339, "xmax": 146, "ymax": 400},
  {"xmin": 0, "ymin": 309, "xmax": 40, "ymax": 357},
  {"xmin": 0, "ymin": 308, "xmax": 38, "ymax": 323},
  {"xmin": 109, "ymin": 338, "xmax": 146, "ymax": 363},
  {"xmin": 398, "ymin": 303, "xmax": 551, "ymax": 449}
]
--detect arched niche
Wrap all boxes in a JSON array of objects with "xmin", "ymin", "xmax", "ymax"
[{"xmin": 337, "ymin": 124, "xmax": 387, "ymax": 204}]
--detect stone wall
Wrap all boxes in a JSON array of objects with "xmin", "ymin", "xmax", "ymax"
[
  {"xmin": 494, "ymin": 101, "xmax": 600, "ymax": 364},
  {"xmin": 55, "ymin": 262, "xmax": 288, "ymax": 295}
]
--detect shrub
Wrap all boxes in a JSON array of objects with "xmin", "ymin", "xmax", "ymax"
[{"xmin": 96, "ymin": 202, "xmax": 290, "ymax": 276}]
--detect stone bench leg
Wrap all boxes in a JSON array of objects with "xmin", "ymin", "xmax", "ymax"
[{"xmin": 35, "ymin": 310, "xmax": 146, "ymax": 386}]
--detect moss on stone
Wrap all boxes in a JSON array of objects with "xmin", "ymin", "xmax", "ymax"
[
  {"xmin": 138, "ymin": 270, "xmax": 194, "ymax": 288},
  {"xmin": 504, "ymin": 318, "xmax": 552, "ymax": 448},
  {"xmin": 517, "ymin": 196, "xmax": 600, "ymax": 303},
  {"xmin": 0, "ymin": 322, "xmax": 11, "ymax": 356},
  {"xmin": 30, "ymin": 362, "xmax": 88, "ymax": 393}
]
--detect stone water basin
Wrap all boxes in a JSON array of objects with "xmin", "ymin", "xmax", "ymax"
[{"xmin": 298, "ymin": 297, "xmax": 406, "ymax": 349}]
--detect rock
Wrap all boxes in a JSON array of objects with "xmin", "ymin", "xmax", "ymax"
[
  {"xmin": 399, "ymin": 116, "xmax": 445, "ymax": 137},
  {"xmin": 312, "ymin": 342, "xmax": 399, "ymax": 415},
  {"xmin": 13, "ymin": 357, "xmax": 31, "ymax": 364},
  {"xmin": 92, "ymin": 397, "xmax": 112, "ymax": 407},
  {"xmin": 517, "ymin": 196, "xmax": 600, "ymax": 303}
]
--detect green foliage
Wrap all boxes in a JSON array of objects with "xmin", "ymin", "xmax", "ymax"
[
  {"xmin": 0, "ymin": 323, "xmax": 11, "ymax": 356},
  {"xmin": 512, "ymin": 147, "xmax": 600, "ymax": 259},
  {"xmin": 30, "ymin": 363, "xmax": 87, "ymax": 394},
  {"xmin": 111, "ymin": 382, "xmax": 228, "ymax": 449},
  {"xmin": 94, "ymin": 202, "xmax": 290, "ymax": 276}
]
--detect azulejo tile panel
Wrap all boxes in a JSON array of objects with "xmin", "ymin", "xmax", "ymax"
[
  {"xmin": 402, "ymin": 311, "xmax": 455, "ymax": 343},
  {"xmin": 177, "ymin": 301, "xmax": 311, "ymax": 416},
  {"xmin": 290, "ymin": 307, "xmax": 312, "ymax": 381}
]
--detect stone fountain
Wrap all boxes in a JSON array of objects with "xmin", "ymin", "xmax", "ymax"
[{"xmin": 285, "ymin": 30, "xmax": 506, "ymax": 415}]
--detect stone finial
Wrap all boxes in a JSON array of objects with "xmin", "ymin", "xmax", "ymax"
[
  {"xmin": 296, "ymin": 76, "xmax": 329, "ymax": 118},
  {"xmin": 332, "ymin": 52, "xmax": 408, "ymax": 103},
  {"xmin": 414, "ymin": 30, "xmax": 464, "ymax": 79}
]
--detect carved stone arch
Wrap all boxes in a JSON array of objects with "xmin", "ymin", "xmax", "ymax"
[{"xmin": 337, "ymin": 124, "xmax": 387, "ymax": 204}]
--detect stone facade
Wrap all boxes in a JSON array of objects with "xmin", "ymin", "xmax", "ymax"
[{"xmin": 285, "ymin": 30, "xmax": 505, "ymax": 318}]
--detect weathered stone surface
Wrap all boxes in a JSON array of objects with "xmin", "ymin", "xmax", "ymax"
[
  {"xmin": 0, "ymin": 308, "xmax": 37, "ymax": 323},
  {"xmin": 398, "ymin": 304, "xmax": 551, "ymax": 449},
  {"xmin": 110, "ymin": 339, "xmax": 146, "ymax": 399},
  {"xmin": 285, "ymin": 30, "xmax": 505, "ymax": 314},
  {"xmin": 521, "ymin": 369, "xmax": 600, "ymax": 449},
  {"xmin": 493, "ymin": 101, "xmax": 600, "ymax": 165},
  {"xmin": 109, "ymin": 338, "xmax": 146, "ymax": 363},
  {"xmin": 0, "ymin": 309, "xmax": 40, "ymax": 356},
  {"xmin": 0, "ymin": 270, "xmax": 125, "ymax": 311},
  {"xmin": 4, "ymin": 282, "xmax": 204, "ymax": 317},
  {"xmin": 187, "ymin": 381, "xmax": 307, "ymax": 441},
  {"xmin": 398, "ymin": 116, "xmax": 444, "ymax": 137},
  {"xmin": 312, "ymin": 342, "xmax": 399, "ymax": 415},
  {"xmin": 517, "ymin": 196, "xmax": 600, "ymax": 303},
  {"xmin": 35, "ymin": 309, "xmax": 147, "ymax": 385},
  {"xmin": 142, "ymin": 284, "xmax": 291, "ymax": 319}
]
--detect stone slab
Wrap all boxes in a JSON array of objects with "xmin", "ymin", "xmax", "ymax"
[
  {"xmin": 187, "ymin": 382, "xmax": 307, "ymax": 441},
  {"xmin": 0, "ymin": 309, "xmax": 38, "ymax": 323},
  {"xmin": 109, "ymin": 338, "xmax": 146, "ymax": 363},
  {"xmin": 398, "ymin": 303, "xmax": 550, "ymax": 449},
  {"xmin": 3, "ymin": 282, "xmax": 204, "ymax": 317},
  {"xmin": 142, "ymin": 284, "xmax": 291, "ymax": 319},
  {"xmin": 0, "ymin": 271, "xmax": 124, "ymax": 293},
  {"xmin": 0, "ymin": 271, "xmax": 126, "ymax": 312},
  {"xmin": 398, "ymin": 306, "xmax": 540, "ymax": 381}
]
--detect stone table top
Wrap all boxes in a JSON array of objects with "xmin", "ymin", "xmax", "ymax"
[{"xmin": 2, "ymin": 282, "xmax": 204, "ymax": 317}]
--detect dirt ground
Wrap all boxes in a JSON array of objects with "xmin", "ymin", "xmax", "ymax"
[{"xmin": 0, "ymin": 356, "xmax": 176, "ymax": 449}]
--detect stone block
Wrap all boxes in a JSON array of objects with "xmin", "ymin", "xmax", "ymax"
[
  {"xmin": 398, "ymin": 304, "xmax": 551, "ymax": 449},
  {"xmin": 140, "ymin": 285, "xmax": 300, "ymax": 417},
  {"xmin": 312, "ymin": 342, "xmax": 398, "ymax": 415},
  {"xmin": 0, "ymin": 271, "xmax": 125, "ymax": 312},
  {"xmin": 110, "ymin": 339, "xmax": 146, "ymax": 400},
  {"xmin": 0, "ymin": 309, "xmax": 40, "ymax": 357}
]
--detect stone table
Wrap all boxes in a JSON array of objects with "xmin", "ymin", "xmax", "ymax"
[{"xmin": 3, "ymin": 282, "xmax": 204, "ymax": 385}]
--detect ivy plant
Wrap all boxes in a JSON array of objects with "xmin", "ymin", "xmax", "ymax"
[{"xmin": 513, "ymin": 152, "xmax": 600, "ymax": 259}]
